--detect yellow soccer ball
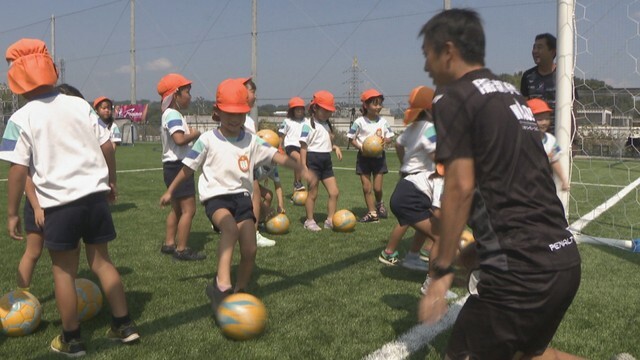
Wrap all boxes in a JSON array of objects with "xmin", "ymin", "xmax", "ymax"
[
  {"xmin": 459, "ymin": 229, "xmax": 475, "ymax": 249},
  {"xmin": 257, "ymin": 129, "xmax": 280, "ymax": 148},
  {"xmin": 332, "ymin": 209, "xmax": 357, "ymax": 232},
  {"xmin": 265, "ymin": 213, "xmax": 290, "ymax": 235},
  {"xmin": 217, "ymin": 293, "xmax": 267, "ymax": 341},
  {"xmin": 75, "ymin": 278, "xmax": 103, "ymax": 322},
  {"xmin": 291, "ymin": 190, "xmax": 308, "ymax": 206},
  {"xmin": 361, "ymin": 135, "xmax": 384, "ymax": 158},
  {"xmin": 0, "ymin": 290, "xmax": 42, "ymax": 336}
]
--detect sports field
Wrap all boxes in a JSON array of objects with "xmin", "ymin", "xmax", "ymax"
[{"xmin": 0, "ymin": 143, "xmax": 638, "ymax": 359}]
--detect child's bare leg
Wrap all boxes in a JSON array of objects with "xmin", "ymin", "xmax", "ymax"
[
  {"xmin": 175, "ymin": 196, "xmax": 196, "ymax": 252},
  {"xmin": 212, "ymin": 209, "xmax": 239, "ymax": 290},
  {"xmin": 164, "ymin": 207, "xmax": 178, "ymax": 247},
  {"xmin": 235, "ymin": 219, "xmax": 258, "ymax": 291},
  {"xmin": 385, "ymin": 224, "xmax": 409, "ymax": 253},
  {"xmin": 17, "ymin": 231, "xmax": 44, "ymax": 289},
  {"xmin": 49, "ymin": 249, "xmax": 80, "ymax": 331},
  {"xmin": 85, "ymin": 243, "xmax": 128, "ymax": 317},
  {"xmin": 373, "ymin": 173, "xmax": 384, "ymax": 203},
  {"xmin": 305, "ymin": 177, "xmax": 319, "ymax": 221},
  {"xmin": 359, "ymin": 174, "xmax": 376, "ymax": 213},
  {"xmin": 322, "ymin": 177, "xmax": 340, "ymax": 219},
  {"xmin": 409, "ymin": 230, "xmax": 427, "ymax": 253},
  {"xmin": 290, "ymin": 151, "xmax": 302, "ymax": 183},
  {"xmin": 252, "ymin": 179, "xmax": 261, "ymax": 230}
]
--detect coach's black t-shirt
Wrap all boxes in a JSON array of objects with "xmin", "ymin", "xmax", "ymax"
[
  {"xmin": 520, "ymin": 66, "xmax": 556, "ymax": 113},
  {"xmin": 434, "ymin": 68, "xmax": 580, "ymax": 273}
]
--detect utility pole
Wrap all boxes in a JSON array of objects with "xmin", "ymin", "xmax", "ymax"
[
  {"xmin": 250, "ymin": 0, "xmax": 258, "ymax": 121},
  {"xmin": 50, "ymin": 15, "xmax": 55, "ymax": 69},
  {"xmin": 130, "ymin": 0, "xmax": 136, "ymax": 103},
  {"xmin": 443, "ymin": 0, "xmax": 451, "ymax": 10},
  {"xmin": 344, "ymin": 57, "xmax": 362, "ymax": 149}
]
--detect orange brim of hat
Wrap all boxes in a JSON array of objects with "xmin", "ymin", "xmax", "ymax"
[
  {"xmin": 218, "ymin": 103, "xmax": 251, "ymax": 114},
  {"xmin": 7, "ymin": 53, "xmax": 57, "ymax": 95},
  {"xmin": 403, "ymin": 108, "xmax": 424, "ymax": 125}
]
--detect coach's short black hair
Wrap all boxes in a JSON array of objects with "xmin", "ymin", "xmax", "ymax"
[
  {"xmin": 535, "ymin": 33, "xmax": 557, "ymax": 51},
  {"xmin": 419, "ymin": 8, "xmax": 485, "ymax": 66}
]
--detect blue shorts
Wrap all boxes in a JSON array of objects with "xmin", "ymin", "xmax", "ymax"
[
  {"xmin": 306, "ymin": 152, "xmax": 334, "ymax": 180},
  {"xmin": 163, "ymin": 160, "xmax": 196, "ymax": 199},
  {"xmin": 43, "ymin": 192, "xmax": 116, "ymax": 251},
  {"xmin": 204, "ymin": 192, "xmax": 255, "ymax": 225},
  {"xmin": 285, "ymin": 145, "xmax": 301, "ymax": 156},
  {"xmin": 356, "ymin": 151, "xmax": 388, "ymax": 175},
  {"xmin": 389, "ymin": 179, "xmax": 432, "ymax": 226},
  {"xmin": 23, "ymin": 197, "xmax": 42, "ymax": 233}
]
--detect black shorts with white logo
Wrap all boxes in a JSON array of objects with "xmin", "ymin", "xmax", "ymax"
[
  {"xmin": 204, "ymin": 192, "xmax": 255, "ymax": 225},
  {"xmin": 163, "ymin": 160, "xmax": 196, "ymax": 199}
]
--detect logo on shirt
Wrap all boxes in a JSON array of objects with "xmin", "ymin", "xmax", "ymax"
[
  {"xmin": 375, "ymin": 128, "xmax": 382, "ymax": 137},
  {"xmin": 238, "ymin": 155, "xmax": 250, "ymax": 172}
]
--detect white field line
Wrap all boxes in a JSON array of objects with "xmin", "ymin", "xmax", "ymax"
[
  {"xmin": 364, "ymin": 295, "xmax": 469, "ymax": 360},
  {"xmin": 570, "ymin": 176, "xmax": 640, "ymax": 232},
  {"xmin": 0, "ymin": 167, "xmax": 164, "ymax": 182}
]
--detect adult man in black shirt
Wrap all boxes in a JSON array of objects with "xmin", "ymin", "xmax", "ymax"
[
  {"xmin": 418, "ymin": 9, "xmax": 582, "ymax": 360},
  {"xmin": 521, "ymin": 33, "xmax": 558, "ymax": 131}
]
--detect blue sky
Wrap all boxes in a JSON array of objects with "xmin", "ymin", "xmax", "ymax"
[{"xmin": 0, "ymin": 1, "xmax": 636, "ymax": 107}]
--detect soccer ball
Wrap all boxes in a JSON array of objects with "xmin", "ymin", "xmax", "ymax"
[
  {"xmin": 75, "ymin": 278, "xmax": 103, "ymax": 322},
  {"xmin": 291, "ymin": 190, "xmax": 308, "ymax": 206},
  {"xmin": 257, "ymin": 129, "xmax": 280, "ymax": 148},
  {"xmin": 217, "ymin": 293, "xmax": 267, "ymax": 341},
  {"xmin": 265, "ymin": 213, "xmax": 290, "ymax": 235},
  {"xmin": 0, "ymin": 290, "xmax": 42, "ymax": 336},
  {"xmin": 361, "ymin": 135, "xmax": 384, "ymax": 158},
  {"xmin": 460, "ymin": 229, "xmax": 475, "ymax": 249},
  {"xmin": 332, "ymin": 209, "xmax": 357, "ymax": 232}
]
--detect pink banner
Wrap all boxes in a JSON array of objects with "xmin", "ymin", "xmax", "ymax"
[{"xmin": 114, "ymin": 104, "xmax": 149, "ymax": 123}]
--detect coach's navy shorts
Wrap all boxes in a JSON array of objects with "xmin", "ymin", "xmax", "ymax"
[
  {"xmin": 44, "ymin": 192, "xmax": 116, "ymax": 251},
  {"xmin": 285, "ymin": 145, "xmax": 301, "ymax": 156},
  {"xmin": 163, "ymin": 160, "xmax": 196, "ymax": 199},
  {"xmin": 204, "ymin": 192, "xmax": 255, "ymax": 225},
  {"xmin": 389, "ymin": 179, "xmax": 432, "ymax": 226},
  {"xmin": 23, "ymin": 197, "xmax": 42, "ymax": 233},
  {"xmin": 446, "ymin": 265, "xmax": 581, "ymax": 359},
  {"xmin": 356, "ymin": 151, "xmax": 388, "ymax": 175},
  {"xmin": 306, "ymin": 152, "xmax": 334, "ymax": 180}
]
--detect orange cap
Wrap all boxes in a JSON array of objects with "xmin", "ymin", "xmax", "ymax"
[
  {"xmin": 93, "ymin": 96, "xmax": 112, "ymax": 109},
  {"xmin": 403, "ymin": 86, "xmax": 435, "ymax": 125},
  {"xmin": 288, "ymin": 96, "xmax": 305, "ymax": 109},
  {"xmin": 312, "ymin": 90, "xmax": 336, "ymax": 112},
  {"xmin": 527, "ymin": 98, "xmax": 552, "ymax": 115},
  {"xmin": 360, "ymin": 88, "xmax": 383, "ymax": 102},
  {"xmin": 216, "ymin": 78, "xmax": 251, "ymax": 114},
  {"xmin": 5, "ymin": 38, "xmax": 58, "ymax": 95},
  {"xmin": 157, "ymin": 73, "xmax": 192, "ymax": 100}
]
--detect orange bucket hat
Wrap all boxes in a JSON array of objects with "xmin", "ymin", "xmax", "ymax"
[
  {"xmin": 403, "ymin": 86, "xmax": 435, "ymax": 125},
  {"xmin": 527, "ymin": 98, "xmax": 552, "ymax": 115},
  {"xmin": 5, "ymin": 38, "xmax": 58, "ymax": 95},
  {"xmin": 93, "ymin": 96, "xmax": 112, "ymax": 109},
  {"xmin": 288, "ymin": 96, "xmax": 305, "ymax": 109},
  {"xmin": 360, "ymin": 88, "xmax": 383, "ymax": 102},
  {"xmin": 216, "ymin": 78, "xmax": 251, "ymax": 114},
  {"xmin": 312, "ymin": 90, "xmax": 335, "ymax": 112},
  {"xmin": 157, "ymin": 73, "xmax": 192, "ymax": 100}
]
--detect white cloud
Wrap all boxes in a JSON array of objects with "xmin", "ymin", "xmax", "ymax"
[
  {"xmin": 114, "ymin": 64, "xmax": 131, "ymax": 74},
  {"xmin": 144, "ymin": 58, "xmax": 172, "ymax": 71}
]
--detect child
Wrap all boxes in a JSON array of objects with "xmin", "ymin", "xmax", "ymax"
[
  {"xmin": 159, "ymin": 79, "xmax": 315, "ymax": 311},
  {"xmin": 1, "ymin": 38, "xmax": 139, "ymax": 357},
  {"xmin": 347, "ymin": 89, "xmax": 394, "ymax": 223},
  {"xmin": 379, "ymin": 86, "xmax": 437, "ymax": 272},
  {"xmin": 158, "ymin": 73, "xmax": 205, "ymax": 260},
  {"xmin": 527, "ymin": 98, "xmax": 570, "ymax": 191},
  {"xmin": 279, "ymin": 96, "xmax": 307, "ymax": 192},
  {"xmin": 300, "ymin": 90, "xmax": 343, "ymax": 231},
  {"xmin": 93, "ymin": 96, "xmax": 121, "ymax": 149}
]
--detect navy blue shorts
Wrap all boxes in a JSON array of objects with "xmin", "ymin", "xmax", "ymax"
[
  {"xmin": 204, "ymin": 192, "xmax": 255, "ymax": 225},
  {"xmin": 163, "ymin": 160, "xmax": 196, "ymax": 199},
  {"xmin": 389, "ymin": 179, "xmax": 432, "ymax": 226},
  {"xmin": 306, "ymin": 152, "xmax": 334, "ymax": 180},
  {"xmin": 285, "ymin": 145, "xmax": 301, "ymax": 156},
  {"xmin": 43, "ymin": 192, "xmax": 116, "ymax": 251},
  {"xmin": 446, "ymin": 265, "xmax": 581, "ymax": 359},
  {"xmin": 356, "ymin": 151, "xmax": 388, "ymax": 175},
  {"xmin": 23, "ymin": 197, "xmax": 42, "ymax": 233}
]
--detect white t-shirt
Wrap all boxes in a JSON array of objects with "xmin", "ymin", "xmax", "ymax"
[
  {"xmin": 347, "ymin": 115, "xmax": 394, "ymax": 147},
  {"xmin": 299, "ymin": 119, "xmax": 333, "ymax": 153},
  {"xmin": 110, "ymin": 123, "xmax": 122, "ymax": 144},
  {"xmin": 255, "ymin": 165, "xmax": 281, "ymax": 183},
  {"xmin": 542, "ymin": 132, "xmax": 562, "ymax": 163},
  {"xmin": 396, "ymin": 120, "xmax": 437, "ymax": 174},
  {"xmin": 182, "ymin": 129, "xmax": 277, "ymax": 202},
  {"xmin": 161, "ymin": 108, "xmax": 191, "ymax": 162},
  {"xmin": 404, "ymin": 172, "xmax": 443, "ymax": 208},
  {"xmin": 244, "ymin": 115, "xmax": 256, "ymax": 134},
  {"xmin": 278, "ymin": 117, "xmax": 306, "ymax": 148},
  {"xmin": 0, "ymin": 93, "xmax": 111, "ymax": 208}
]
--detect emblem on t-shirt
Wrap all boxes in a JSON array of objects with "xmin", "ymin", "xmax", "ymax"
[
  {"xmin": 238, "ymin": 155, "xmax": 250, "ymax": 172},
  {"xmin": 375, "ymin": 128, "xmax": 382, "ymax": 137}
]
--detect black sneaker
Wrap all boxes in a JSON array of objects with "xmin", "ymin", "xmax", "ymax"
[
  {"xmin": 294, "ymin": 181, "xmax": 305, "ymax": 191},
  {"xmin": 359, "ymin": 212, "xmax": 379, "ymax": 223},
  {"xmin": 205, "ymin": 281, "xmax": 232, "ymax": 313},
  {"xmin": 173, "ymin": 248, "xmax": 206, "ymax": 261},
  {"xmin": 106, "ymin": 321, "xmax": 140, "ymax": 343},
  {"xmin": 376, "ymin": 203, "xmax": 388, "ymax": 219},
  {"xmin": 50, "ymin": 335, "xmax": 86, "ymax": 357},
  {"xmin": 160, "ymin": 244, "xmax": 176, "ymax": 254}
]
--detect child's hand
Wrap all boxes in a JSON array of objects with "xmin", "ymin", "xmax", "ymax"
[
  {"xmin": 34, "ymin": 208, "xmax": 45, "ymax": 228},
  {"xmin": 190, "ymin": 127, "xmax": 201, "ymax": 138},
  {"xmin": 334, "ymin": 146, "xmax": 343, "ymax": 161},
  {"xmin": 561, "ymin": 181, "xmax": 570, "ymax": 191},
  {"xmin": 301, "ymin": 167, "xmax": 317, "ymax": 185},
  {"xmin": 108, "ymin": 182, "xmax": 118, "ymax": 204},
  {"xmin": 277, "ymin": 206, "xmax": 285, "ymax": 214},
  {"xmin": 7, "ymin": 215, "xmax": 23, "ymax": 241},
  {"xmin": 159, "ymin": 192, "xmax": 172, "ymax": 207}
]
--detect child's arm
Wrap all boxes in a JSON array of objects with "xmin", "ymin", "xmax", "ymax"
[
  {"xmin": 25, "ymin": 175, "xmax": 44, "ymax": 228},
  {"xmin": 274, "ymin": 181, "xmax": 285, "ymax": 214},
  {"xmin": 172, "ymin": 128, "xmax": 201, "ymax": 146},
  {"xmin": 333, "ymin": 145, "xmax": 343, "ymax": 161},
  {"xmin": 395, "ymin": 142, "xmax": 405, "ymax": 163},
  {"xmin": 100, "ymin": 140, "xmax": 117, "ymax": 203},
  {"xmin": 272, "ymin": 151, "xmax": 316, "ymax": 185},
  {"xmin": 7, "ymin": 164, "xmax": 28, "ymax": 240},
  {"xmin": 159, "ymin": 166, "xmax": 196, "ymax": 205},
  {"xmin": 300, "ymin": 142, "xmax": 308, "ymax": 168},
  {"xmin": 349, "ymin": 138, "xmax": 361, "ymax": 151},
  {"xmin": 550, "ymin": 160, "xmax": 570, "ymax": 191}
]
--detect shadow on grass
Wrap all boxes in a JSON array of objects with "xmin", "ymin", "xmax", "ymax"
[
  {"xmin": 595, "ymin": 244, "xmax": 640, "ymax": 265},
  {"xmin": 186, "ymin": 231, "xmax": 212, "ymax": 253},
  {"xmin": 110, "ymin": 202, "xmax": 137, "ymax": 213}
]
